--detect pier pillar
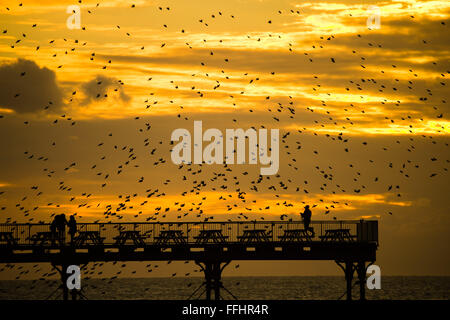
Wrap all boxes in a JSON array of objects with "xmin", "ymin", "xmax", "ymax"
[
  {"xmin": 204, "ymin": 263, "xmax": 212, "ymax": 300},
  {"xmin": 212, "ymin": 262, "xmax": 222, "ymax": 301},
  {"xmin": 193, "ymin": 260, "xmax": 232, "ymax": 300},
  {"xmin": 50, "ymin": 262, "xmax": 87, "ymax": 300},
  {"xmin": 201, "ymin": 261, "xmax": 222, "ymax": 300},
  {"xmin": 51, "ymin": 263, "xmax": 69, "ymax": 301},
  {"xmin": 345, "ymin": 261, "xmax": 354, "ymax": 301},
  {"xmin": 62, "ymin": 264, "xmax": 69, "ymax": 301},
  {"xmin": 357, "ymin": 261, "xmax": 366, "ymax": 300},
  {"xmin": 337, "ymin": 260, "xmax": 371, "ymax": 301},
  {"xmin": 336, "ymin": 260, "xmax": 357, "ymax": 301}
]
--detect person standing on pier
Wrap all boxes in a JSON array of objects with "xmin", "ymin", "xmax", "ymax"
[
  {"xmin": 56, "ymin": 214, "xmax": 68, "ymax": 245},
  {"xmin": 50, "ymin": 216, "xmax": 58, "ymax": 245},
  {"xmin": 301, "ymin": 205, "xmax": 315, "ymax": 237},
  {"xmin": 68, "ymin": 215, "xmax": 77, "ymax": 246}
]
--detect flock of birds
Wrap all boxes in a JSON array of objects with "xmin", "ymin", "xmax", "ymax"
[{"xmin": 0, "ymin": 1, "xmax": 448, "ymax": 298}]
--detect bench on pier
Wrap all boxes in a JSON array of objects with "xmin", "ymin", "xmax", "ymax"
[
  {"xmin": 154, "ymin": 230, "xmax": 188, "ymax": 245},
  {"xmin": 73, "ymin": 231, "xmax": 105, "ymax": 246},
  {"xmin": 319, "ymin": 229, "xmax": 356, "ymax": 242},
  {"xmin": 278, "ymin": 229, "xmax": 313, "ymax": 242},
  {"xmin": 113, "ymin": 230, "xmax": 146, "ymax": 246},
  {"xmin": 0, "ymin": 232, "xmax": 19, "ymax": 246},
  {"xmin": 29, "ymin": 231, "xmax": 65, "ymax": 246},
  {"xmin": 237, "ymin": 229, "xmax": 272, "ymax": 244},
  {"xmin": 194, "ymin": 230, "xmax": 228, "ymax": 244}
]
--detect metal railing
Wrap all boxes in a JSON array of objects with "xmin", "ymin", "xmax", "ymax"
[{"xmin": 0, "ymin": 220, "xmax": 378, "ymax": 247}]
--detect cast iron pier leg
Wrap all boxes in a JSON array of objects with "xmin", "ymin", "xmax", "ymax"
[
  {"xmin": 52, "ymin": 263, "xmax": 69, "ymax": 301},
  {"xmin": 336, "ymin": 260, "xmax": 356, "ymax": 301},
  {"xmin": 195, "ymin": 260, "xmax": 231, "ymax": 300},
  {"xmin": 205, "ymin": 263, "xmax": 212, "ymax": 300},
  {"xmin": 345, "ymin": 261, "xmax": 354, "ymax": 301},
  {"xmin": 212, "ymin": 262, "xmax": 222, "ymax": 301},
  {"xmin": 357, "ymin": 261, "xmax": 366, "ymax": 300}
]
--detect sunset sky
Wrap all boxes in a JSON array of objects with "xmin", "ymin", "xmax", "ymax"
[{"xmin": 0, "ymin": 0, "xmax": 449, "ymax": 280}]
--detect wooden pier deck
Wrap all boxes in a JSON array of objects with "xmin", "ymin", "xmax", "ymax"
[{"xmin": 0, "ymin": 220, "xmax": 378, "ymax": 300}]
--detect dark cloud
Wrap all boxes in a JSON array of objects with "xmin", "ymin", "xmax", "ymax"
[
  {"xmin": 81, "ymin": 75, "xmax": 131, "ymax": 105},
  {"xmin": 0, "ymin": 58, "xmax": 64, "ymax": 113}
]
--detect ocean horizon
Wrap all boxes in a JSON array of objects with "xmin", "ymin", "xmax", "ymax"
[{"xmin": 0, "ymin": 276, "xmax": 448, "ymax": 300}]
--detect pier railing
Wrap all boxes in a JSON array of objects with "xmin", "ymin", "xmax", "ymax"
[{"xmin": 0, "ymin": 220, "xmax": 378, "ymax": 246}]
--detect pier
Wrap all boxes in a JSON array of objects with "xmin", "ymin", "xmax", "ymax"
[{"xmin": 0, "ymin": 219, "xmax": 378, "ymax": 300}]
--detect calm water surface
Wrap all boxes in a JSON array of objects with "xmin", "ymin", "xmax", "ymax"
[{"xmin": 0, "ymin": 276, "xmax": 448, "ymax": 300}]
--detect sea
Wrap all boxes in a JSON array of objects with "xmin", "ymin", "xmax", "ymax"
[{"xmin": 0, "ymin": 276, "xmax": 448, "ymax": 300}]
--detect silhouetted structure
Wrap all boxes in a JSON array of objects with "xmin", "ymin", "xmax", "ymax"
[
  {"xmin": 0, "ymin": 219, "xmax": 378, "ymax": 301},
  {"xmin": 68, "ymin": 215, "xmax": 77, "ymax": 246},
  {"xmin": 301, "ymin": 205, "xmax": 315, "ymax": 236}
]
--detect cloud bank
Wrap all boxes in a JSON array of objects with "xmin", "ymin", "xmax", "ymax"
[{"xmin": 0, "ymin": 58, "xmax": 64, "ymax": 113}]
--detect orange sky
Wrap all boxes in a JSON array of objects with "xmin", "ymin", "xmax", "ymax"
[{"xmin": 0, "ymin": 0, "xmax": 449, "ymax": 279}]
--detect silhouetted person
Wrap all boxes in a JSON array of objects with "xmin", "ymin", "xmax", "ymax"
[
  {"xmin": 56, "ymin": 214, "xmax": 68, "ymax": 245},
  {"xmin": 68, "ymin": 215, "xmax": 77, "ymax": 245},
  {"xmin": 50, "ymin": 217, "xmax": 58, "ymax": 245},
  {"xmin": 301, "ymin": 205, "xmax": 315, "ymax": 236}
]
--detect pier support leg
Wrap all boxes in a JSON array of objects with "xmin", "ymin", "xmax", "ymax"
[
  {"xmin": 335, "ymin": 260, "xmax": 356, "ymax": 301},
  {"xmin": 336, "ymin": 260, "xmax": 371, "ymax": 301},
  {"xmin": 357, "ymin": 261, "xmax": 366, "ymax": 301},
  {"xmin": 212, "ymin": 261, "xmax": 224, "ymax": 301},
  {"xmin": 50, "ymin": 262, "xmax": 87, "ymax": 300},
  {"xmin": 61, "ymin": 264, "xmax": 69, "ymax": 301},
  {"xmin": 51, "ymin": 263, "xmax": 69, "ymax": 301},
  {"xmin": 345, "ymin": 261, "xmax": 354, "ymax": 301},
  {"xmin": 201, "ymin": 261, "xmax": 221, "ymax": 300},
  {"xmin": 205, "ymin": 263, "xmax": 212, "ymax": 300},
  {"xmin": 194, "ymin": 260, "xmax": 233, "ymax": 300},
  {"xmin": 71, "ymin": 289, "xmax": 78, "ymax": 300}
]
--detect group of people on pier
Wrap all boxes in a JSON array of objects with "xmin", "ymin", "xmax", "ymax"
[
  {"xmin": 45, "ymin": 206, "xmax": 314, "ymax": 245},
  {"xmin": 50, "ymin": 214, "xmax": 77, "ymax": 245}
]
